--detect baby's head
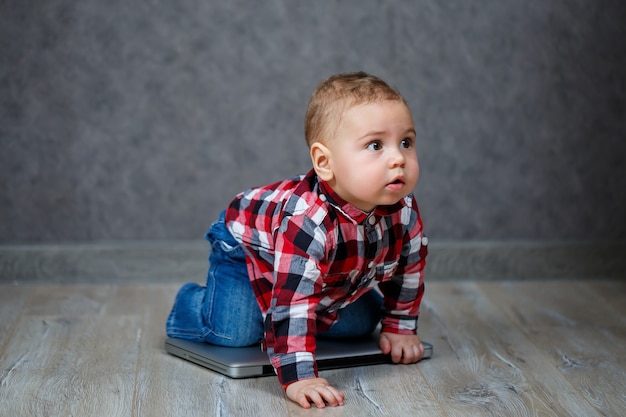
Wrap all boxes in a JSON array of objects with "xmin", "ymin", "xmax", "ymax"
[
  {"xmin": 304, "ymin": 72, "xmax": 419, "ymax": 212},
  {"xmin": 304, "ymin": 71, "xmax": 408, "ymax": 147}
]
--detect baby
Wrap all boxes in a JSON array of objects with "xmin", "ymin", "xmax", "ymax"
[{"xmin": 166, "ymin": 71, "xmax": 428, "ymax": 408}]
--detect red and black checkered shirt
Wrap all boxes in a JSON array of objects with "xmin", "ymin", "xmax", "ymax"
[{"xmin": 225, "ymin": 169, "xmax": 427, "ymax": 388}]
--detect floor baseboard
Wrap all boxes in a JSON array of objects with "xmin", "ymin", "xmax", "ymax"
[{"xmin": 1, "ymin": 240, "xmax": 624, "ymax": 283}]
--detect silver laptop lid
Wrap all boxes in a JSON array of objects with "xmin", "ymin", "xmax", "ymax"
[{"xmin": 165, "ymin": 331, "xmax": 432, "ymax": 379}]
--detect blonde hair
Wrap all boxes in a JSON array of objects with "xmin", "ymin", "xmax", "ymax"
[{"xmin": 304, "ymin": 71, "xmax": 408, "ymax": 147}]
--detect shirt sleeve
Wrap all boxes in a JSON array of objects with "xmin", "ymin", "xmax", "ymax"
[
  {"xmin": 378, "ymin": 197, "xmax": 427, "ymax": 335},
  {"xmin": 265, "ymin": 212, "xmax": 327, "ymax": 388}
]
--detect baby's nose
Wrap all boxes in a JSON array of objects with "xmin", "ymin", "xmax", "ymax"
[{"xmin": 389, "ymin": 149, "xmax": 405, "ymax": 167}]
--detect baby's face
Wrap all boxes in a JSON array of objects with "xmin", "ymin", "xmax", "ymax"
[{"xmin": 325, "ymin": 100, "xmax": 419, "ymax": 212}]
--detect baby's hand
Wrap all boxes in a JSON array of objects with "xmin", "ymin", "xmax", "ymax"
[
  {"xmin": 285, "ymin": 377, "xmax": 345, "ymax": 409},
  {"xmin": 379, "ymin": 332, "xmax": 425, "ymax": 364}
]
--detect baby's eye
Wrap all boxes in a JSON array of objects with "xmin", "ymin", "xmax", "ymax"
[
  {"xmin": 400, "ymin": 138, "xmax": 413, "ymax": 149},
  {"xmin": 367, "ymin": 141, "xmax": 382, "ymax": 151}
]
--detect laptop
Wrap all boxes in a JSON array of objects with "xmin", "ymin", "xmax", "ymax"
[{"xmin": 165, "ymin": 331, "xmax": 433, "ymax": 378}]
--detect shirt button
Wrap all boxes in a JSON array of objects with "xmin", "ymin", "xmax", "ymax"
[
  {"xmin": 421, "ymin": 236, "xmax": 429, "ymax": 246},
  {"xmin": 368, "ymin": 261, "xmax": 375, "ymax": 268},
  {"xmin": 368, "ymin": 216, "xmax": 376, "ymax": 225},
  {"xmin": 320, "ymin": 194, "xmax": 327, "ymax": 202}
]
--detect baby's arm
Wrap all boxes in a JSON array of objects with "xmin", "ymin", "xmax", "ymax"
[
  {"xmin": 379, "ymin": 332, "xmax": 425, "ymax": 364},
  {"xmin": 285, "ymin": 377, "xmax": 345, "ymax": 409}
]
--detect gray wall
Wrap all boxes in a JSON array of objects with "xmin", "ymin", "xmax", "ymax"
[{"xmin": 1, "ymin": 1, "xmax": 625, "ymax": 243}]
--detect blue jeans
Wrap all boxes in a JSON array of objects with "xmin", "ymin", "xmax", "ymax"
[{"xmin": 166, "ymin": 211, "xmax": 383, "ymax": 347}]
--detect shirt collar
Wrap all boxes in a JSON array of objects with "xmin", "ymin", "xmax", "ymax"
[{"xmin": 309, "ymin": 170, "xmax": 406, "ymax": 224}]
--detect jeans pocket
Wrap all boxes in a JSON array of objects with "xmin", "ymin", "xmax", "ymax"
[
  {"xmin": 206, "ymin": 212, "xmax": 246, "ymax": 264},
  {"xmin": 211, "ymin": 239, "xmax": 246, "ymax": 263}
]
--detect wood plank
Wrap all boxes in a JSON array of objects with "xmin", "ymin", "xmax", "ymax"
[
  {"xmin": 293, "ymin": 363, "xmax": 446, "ymax": 417},
  {"xmin": 0, "ymin": 284, "xmax": 141, "ymax": 417},
  {"xmin": 69, "ymin": 286, "xmax": 140, "ymax": 416},
  {"xmin": 480, "ymin": 281, "xmax": 626, "ymax": 417},
  {"xmin": 20, "ymin": 284, "xmax": 117, "ymax": 316},
  {"xmin": 0, "ymin": 285, "xmax": 26, "ymax": 351},
  {"xmin": 585, "ymin": 280, "xmax": 626, "ymax": 322},
  {"xmin": 415, "ymin": 282, "xmax": 603, "ymax": 417}
]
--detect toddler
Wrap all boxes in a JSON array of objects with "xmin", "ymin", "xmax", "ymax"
[{"xmin": 166, "ymin": 71, "xmax": 428, "ymax": 409}]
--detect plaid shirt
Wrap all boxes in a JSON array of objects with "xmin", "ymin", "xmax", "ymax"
[{"xmin": 225, "ymin": 169, "xmax": 427, "ymax": 388}]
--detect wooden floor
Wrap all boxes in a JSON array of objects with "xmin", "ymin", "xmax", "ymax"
[{"xmin": 0, "ymin": 280, "xmax": 624, "ymax": 417}]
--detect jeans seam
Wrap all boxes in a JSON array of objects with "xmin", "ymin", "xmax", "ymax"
[{"xmin": 204, "ymin": 262, "xmax": 234, "ymax": 342}]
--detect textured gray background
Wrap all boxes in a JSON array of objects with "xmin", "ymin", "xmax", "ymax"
[{"xmin": 1, "ymin": 0, "xmax": 625, "ymax": 244}]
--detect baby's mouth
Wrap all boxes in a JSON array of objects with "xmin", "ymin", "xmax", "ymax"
[{"xmin": 386, "ymin": 177, "xmax": 405, "ymax": 190}]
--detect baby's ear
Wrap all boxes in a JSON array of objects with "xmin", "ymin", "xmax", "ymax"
[{"xmin": 310, "ymin": 142, "xmax": 334, "ymax": 182}]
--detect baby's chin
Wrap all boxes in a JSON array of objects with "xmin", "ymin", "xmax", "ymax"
[{"xmin": 374, "ymin": 194, "xmax": 409, "ymax": 208}]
